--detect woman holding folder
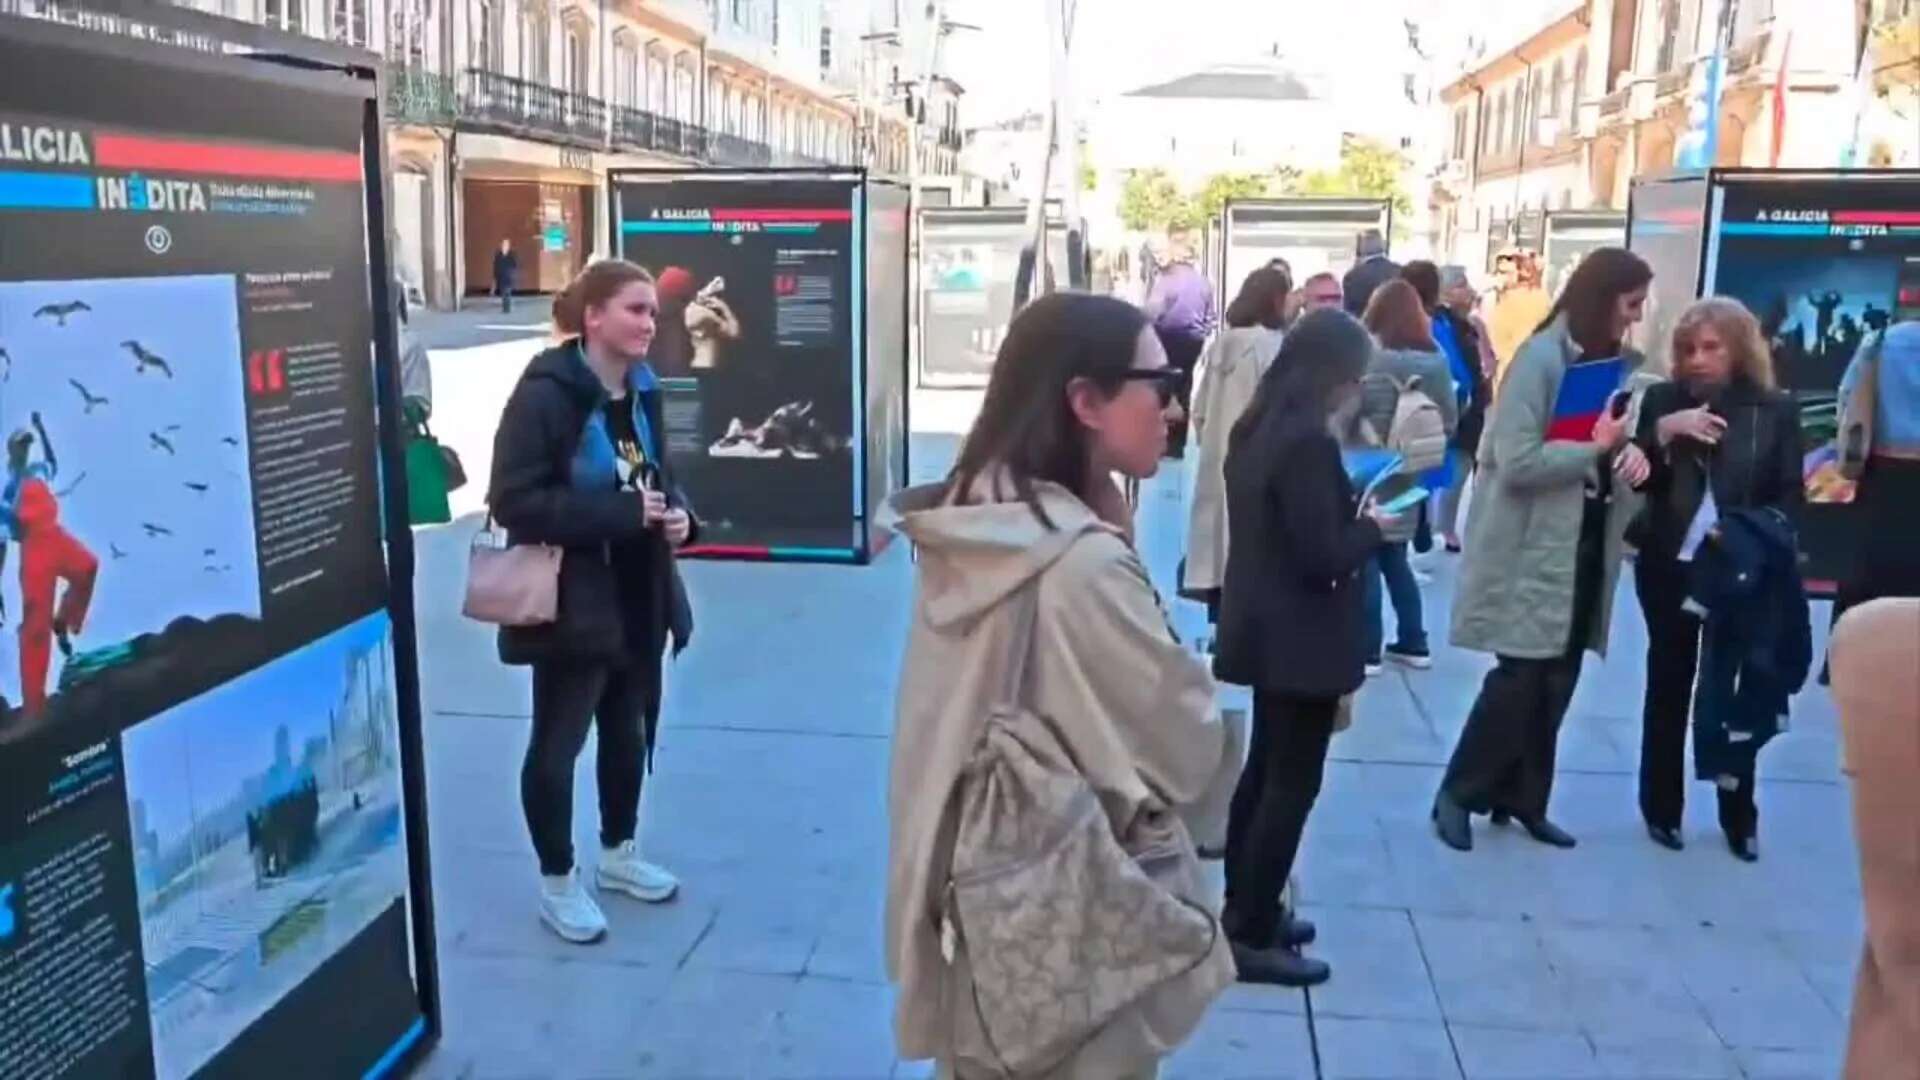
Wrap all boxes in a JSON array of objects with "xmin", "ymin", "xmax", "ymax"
[{"xmin": 1434, "ymin": 249, "xmax": 1655, "ymax": 852}]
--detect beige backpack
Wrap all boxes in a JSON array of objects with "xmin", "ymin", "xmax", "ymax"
[
  {"xmin": 941, "ymin": 587, "xmax": 1221, "ymax": 1077},
  {"xmin": 1372, "ymin": 374, "xmax": 1449, "ymax": 475}
]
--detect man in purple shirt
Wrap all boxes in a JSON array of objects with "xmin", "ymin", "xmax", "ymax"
[{"xmin": 1146, "ymin": 230, "xmax": 1217, "ymax": 458}]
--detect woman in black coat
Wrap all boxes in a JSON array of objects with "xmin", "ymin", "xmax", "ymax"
[
  {"xmin": 489, "ymin": 259, "xmax": 697, "ymax": 945},
  {"xmin": 1213, "ymin": 308, "xmax": 1401, "ymax": 988},
  {"xmin": 1630, "ymin": 298, "xmax": 1801, "ymax": 862}
]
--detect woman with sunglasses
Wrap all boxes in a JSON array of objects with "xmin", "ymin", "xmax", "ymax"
[
  {"xmin": 883, "ymin": 292, "xmax": 1231, "ymax": 1078},
  {"xmin": 1213, "ymin": 308, "xmax": 1403, "ymax": 987},
  {"xmin": 488, "ymin": 259, "xmax": 697, "ymax": 945}
]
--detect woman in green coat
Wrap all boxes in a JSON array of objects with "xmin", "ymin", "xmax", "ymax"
[{"xmin": 1433, "ymin": 249, "xmax": 1655, "ymax": 852}]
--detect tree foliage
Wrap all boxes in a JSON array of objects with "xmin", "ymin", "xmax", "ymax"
[
  {"xmin": 1117, "ymin": 168, "xmax": 1192, "ymax": 232},
  {"xmin": 1287, "ymin": 137, "xmax": 1414, "ymax": 225}
]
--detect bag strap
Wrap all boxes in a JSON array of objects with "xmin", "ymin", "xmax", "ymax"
[{"xmin": 996, "ymin": 584, "xmax": 1042, "ymax": 707}]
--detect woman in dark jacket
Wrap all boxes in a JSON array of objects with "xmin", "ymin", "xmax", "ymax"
[
  {"xmin": 1214, "ymin": 308, "xmax": 1400, "ymax": 988},
  {"xmin": 489, "ymin": 259, "xmax": 697, "ymax": 945},
  {"xmin": 1630, "ymin": 297, "xmax": 1801, "ymax": 862}
]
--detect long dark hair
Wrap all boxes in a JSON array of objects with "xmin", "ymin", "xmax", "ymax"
[
  {"xmin": 1231, "ymin": 308, "xmax": 1375, "ymax": 451},
  {"xmin": 1225, "ymin": 266, "xmax": 1291, "ymax": 330},
  {"xmin": 1537, "ymin": 247, "xmax": 1652, "ymax": 355},
  {"xmin": 948, "ymin": 292, "xmax": 1151, "ymax": 526}
]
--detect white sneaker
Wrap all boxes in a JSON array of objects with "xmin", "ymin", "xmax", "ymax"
[
  {"xmin": 1365, "ymin": 662, "xmax": 1385, "ymax": 677},
  {"xmin": 538, "ymin": 870, "xmax": 608, "ymax": 944},
  {"xmin": 597, "ymin": 840, "xmax": 680, "ymax": 903}
]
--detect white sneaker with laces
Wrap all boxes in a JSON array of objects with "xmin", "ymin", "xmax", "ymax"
[
  {"xmin": 597, "ymin": 840, "xmax": 680, "ymax": 903},
  {"xmin": 539, "ymin": 870, "xmax": 608, "ymax": 944}
]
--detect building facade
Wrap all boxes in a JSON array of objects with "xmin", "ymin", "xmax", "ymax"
[
  {"xmin": 1432, "ymin": 0, "xmax": 1919, "ymax": 270},
  {"xmin": 118, "ymin": 0, "xmax": 954, "ymax": 306}
]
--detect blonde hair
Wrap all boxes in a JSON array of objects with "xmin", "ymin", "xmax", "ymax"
[
  {"xmin": 552, "ymin": 258, "xmax": 655, "ymax": 337},
  {"xmin": 1671, "ymin": 296, "xmax": 1775, "ymax": 389}
]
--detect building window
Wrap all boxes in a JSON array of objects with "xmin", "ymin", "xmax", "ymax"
[
  {"xmin": 562, "ymin": 25, "xmax": 588, "ymax": 96},
  {"xmin": 264, "ymin": 0, "xmax": 305, "ymax": 34},
  {"xmin": 1549, "ymin": 60, "xmax": 1566, "ymax": 119},
  {"xmin": 521, "ymin": 3, "xmax": 550, "ymax": 84},
  {"xmin": 328, "ymin": 0, "xmax": 369, "ymax": 46},
  {"xmin": 386, "ymin": 0, "xmax": 431, "ymax": 63},
  {"xmin": 1654, "ymin": 0, "xmax": 1682, "ymax": 73},
  {"xmin": 473, "ymin": 0, "xmax": 503, "ymax": 70},
  {"xmin": 1494, "ymin": 93, "xmax": 1508, "ymax": 153},
  {"xmin": 1573, "ymin": 48, "xmax": 1588, "ymax": 109},
  {"xmin": 820, "ymin": 25, "xmax": 832, "ymax": 73}
]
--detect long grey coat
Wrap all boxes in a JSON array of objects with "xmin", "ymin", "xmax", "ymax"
[{"xmin": 1450, "ymin": 316, "xmax": 1648, "ymax": 660}]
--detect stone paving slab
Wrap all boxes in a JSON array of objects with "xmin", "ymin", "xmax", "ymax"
[{"xmin": 407, "ymin": 344, "xmax": 1861, "ymax": 1079}]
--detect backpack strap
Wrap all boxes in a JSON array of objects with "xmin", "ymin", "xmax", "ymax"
[{"xmin": 997, "ymin": 584, "xmax": 1042, "ymax": 707}]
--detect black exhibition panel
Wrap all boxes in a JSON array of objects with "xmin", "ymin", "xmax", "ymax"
[
  {"xmin": 1218, "ymin": 197, "xmax": 1393, "ymax": 303},
  {"xmin": 0, "ymin": 10, "xmax": 438, "ymax": 1080},
  {"xmin": 608, "ymin": 168, "xmax": 909, "ymax": 563},
  {"xmin": 916, "ymin": 206, "xmax": 1069, "ymax": 389},
  {"xmin": 1542, "ymin": 209, "xmax": 1627, "ymax": 300},
  {"xmin": 1628, "ymin": 169, "xmax": 1920, "ymax": 593}
]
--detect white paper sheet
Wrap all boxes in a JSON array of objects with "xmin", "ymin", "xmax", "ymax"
[{"xmin": 1679, "ymin": 488, "xmax": 1719, "ymax": 562}]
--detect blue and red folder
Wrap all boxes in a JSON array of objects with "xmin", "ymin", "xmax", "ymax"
[{"xmin": 1546, "ymin": 358, "xmax": 1627, "ymax": 442}]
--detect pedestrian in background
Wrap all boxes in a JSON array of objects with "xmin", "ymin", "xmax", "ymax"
[
  {"xmin": 1629, "ymin": 298, "xmax": 1802, "ymax": 861},
  {"xmin": 883, "ymin": 292, "xmax": 1232, "ymax": 1079},
  {"xmin": 1289, "ymin": 271, "xmax": 1345, "ymax": 324},
  {"xmin": 1433, "ymin": 264, "xmax": 1493, "ymax": 551},
  {"xmin": 1486, "ymin": 250, "xmax": 1550, "ymax": 390},
  {"xmin": 1145, "ymin": 229, "xmax": 1217, "ymax": 458},
  {"xmin": 1214, "ymin": 308, "xmax": 1403, "ymax": 988},
  {"xmin": 488, "ymin": 259, "xmax": 696, "ymax": 944},
  {"xmin": 1184, "ymin": 265, "xmax": 1291, "ymax": 621},
  {"xmin": 1435, "ymin": 248, "xmax": 1655, "ymax": 853},
  {"xmin": 1341, "ymin": 228, "xmax": 1400, "ymax": 318},
  {"xmin": 1831, "ymin": 320, "xmax": 1920, "ymax": 619},
  {"xmin": 492, "ymin": 237, "xmax": 519, "ymax": 314},
  {"xmin": 1357, "ymin": 280, "xmax": 1457, "ymax": 673}
]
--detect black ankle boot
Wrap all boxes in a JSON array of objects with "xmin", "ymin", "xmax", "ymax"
[
  {"xmin": 1519, "ymin": 816, "xmax": 1577, "ymax": 848},
  {"xmin": 1230, "ymin": 940, "xmax": 1331, "ymax": 987},
  {"xmin": 1280, "ymin": 911, "xmax": 1316, "ymax": 948},
  {"xmin": 1646, "ymin": 824, "xmax": 1685, "ymax": 851},
  {"xmin": 1726, "ymin": 832, "xmax": 1759, "ymax": 862},
  {"xmin": 1432, "ymin": 791, "xmax": 1472, "ymax": 851}
]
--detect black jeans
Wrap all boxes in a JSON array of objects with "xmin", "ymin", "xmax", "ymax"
[
  {"xmin": 523, "ymin": 659, "xmax": 650, "ymax": 876},
  {"xmin": 1639, "ymin": 556, "xmax": 1760, "ymax": 839},
  {"xmin": 1156, "ymin": 328, "xmax": 1205, "ymax": 456},
  {"xmin": 1222, "ymin": 692, "xmax": 1337, "ymax": 948}
]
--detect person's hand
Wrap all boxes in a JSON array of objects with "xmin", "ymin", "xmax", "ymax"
[
  {"xmin": 1613, "ymin": 442, "xmax": 1652, "ymax": 488},
  {"xmin": 1657, "ymin": 406, "xmax": 1725, "ymax": 447},
  {"xmin": 1363, "ymin": 500, "xmax": 1406, "ymax": 532},
  {"xmin": 1591, "ymin": 406, "xmax": 1629, "ymax": 450},
  {"xmin": 663, "ymin": 507, "xmax": 691, "ymax": 546},
  {"xmin": 640, "ymin": 488, "xmax": 668, "ymax": 527}
]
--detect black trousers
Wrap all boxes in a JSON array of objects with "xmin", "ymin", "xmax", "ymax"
[
  {"xmin": 1637, "ymin": 556, "xmax": 1760, "ymax": 839},
  {"xmin": 1156, "ymin": 328, "xmax": 1205, "ymax": 456},
  {"xmin": 1440, "ymin": 648, "xmax": 1584, "ymax": 821},
  {"xmin": 523, "ymin": 659, "xmax": 652, "ymax": 876},
  {"xmin": 1222, "ymin": 692, "xmax": 1337, "ymax": 948}
]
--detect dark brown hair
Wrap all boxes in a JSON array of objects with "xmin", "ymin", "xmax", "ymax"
[
  {"xmin": 948, "ymin": 292, "xmax": 1151, "ymax": 527},
  {"xmin": 1225, "ymin": 266, "xmax": 1292, "ymax": 330},
  {"xmin": 553, "ymin": 259, "xmax": 655, "ymax": 337},
  {"xmin": 1536, "ymin": 247, "xmax": 1652, "ymax": 356},
  {"xmin": 1400, "ymin": 260, "xmax": 1442, "ymax": 312},
  {"xmin": 1363, "ymin": 279, "xmax": 1438, "ymax": 352}
]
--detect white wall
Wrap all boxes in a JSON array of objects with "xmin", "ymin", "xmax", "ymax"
[{"xmin": 1088, "ymin": 96, "xmax": 1343, "ymax": 186}]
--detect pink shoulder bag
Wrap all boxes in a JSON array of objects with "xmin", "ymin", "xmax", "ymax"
[{"xmin": 461, "ymin": 514, "xmax": 561, "ymax": 626}]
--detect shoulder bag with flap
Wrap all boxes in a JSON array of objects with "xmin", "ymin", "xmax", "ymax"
[{"xmin": 462, "ymin": 514, "xmax": 561, "ymax": 626}]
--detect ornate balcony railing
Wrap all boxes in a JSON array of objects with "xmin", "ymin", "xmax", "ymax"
[
  {"xmin": 386, "ymin": 63, "xmax": 456, "ymax": 126},
  {"xmin": 706, "ymin": 130, "xmax": 772, "ymax": 167},
  {"xmin": 462, "ymin": 68, "xmax": 606, "ymax": 147}
]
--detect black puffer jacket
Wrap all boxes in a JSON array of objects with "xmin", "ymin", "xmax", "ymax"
[
  {"xmin": 488, "ymin": 342, "xmax": 695, "ymax": 668},
  {"xmin": 1628, "ymin": 377, "xmax": 1801, "ymax": 562}
]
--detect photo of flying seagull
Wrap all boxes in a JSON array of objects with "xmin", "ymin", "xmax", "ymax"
[
  {"xmin": 122, "ymin": 340, "xmax": 173, "ymax": 378},
  {"xmin": 184, "ymin": 481, "xmax": 210, "ymax": 495},
  {"xmin": 33, "ymin": 300, "xmax": 90, "ymax": 326},
  {"xmin": 221, "ymin": 436, "xmax": 242, "ymax": 447},
  {"xmin": 141, "ymin": 522, "xmax": 173, "ymax": 538},
  {"xmin": 149, "ymin": 431, "xmax": 176, "ymax": 455},
  {"xmin": 68, "ymin": 379, "xmax": 108, "ymax": 414},
  {"xmin": 0, "ymin": 347, "xmax": 10, "ymax": 381},
  {"xmin": 110, "ymin": 543, "xmax": 128, "ymax": 560}
]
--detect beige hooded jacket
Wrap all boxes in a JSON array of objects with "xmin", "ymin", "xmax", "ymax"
[
  {"xmin": 883, "ymin": 478, "xmax": 1233, "ymax": 1075},
  {"xmin": 1184, "ymin": 325, "xmax": 1283, "ymax": 595}
]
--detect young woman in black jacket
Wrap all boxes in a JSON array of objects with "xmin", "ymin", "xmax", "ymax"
[
  {"xmin": 1630, "ymin": 297, "xmax": 1801, "ymax": 862},
  {"xmin": 488, "ymin": 259, "xmax": 697, "ymax": 944},
  {"xmin": 1213, "ymin": 308, "xmax": 1401, "ymax": 987}
]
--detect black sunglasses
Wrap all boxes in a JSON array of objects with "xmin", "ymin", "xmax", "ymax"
[{"xmin": 1118, "ymin": 368, "xmax": 1186, "ymax": 407}]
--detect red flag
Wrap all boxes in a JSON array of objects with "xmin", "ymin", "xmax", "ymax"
[{"xmin": 1770, "ymin": 32, "xmax": 1793, "ymax": 167}]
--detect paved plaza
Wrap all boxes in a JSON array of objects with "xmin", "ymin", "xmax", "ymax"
[{"xmin": 406, "ymin": 305, "xmax": 1861, "ymax": 1079}]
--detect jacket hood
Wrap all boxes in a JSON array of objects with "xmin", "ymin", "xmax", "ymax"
[
  {"xmin": 521, "ymin": 339, "xmax": 659, "ymax": 407},
  {"xmin": 881, "ymin": 477, "xmax": 1116, "ymax": 632},
  {"xmin": 1208, "ymin": 326, "xmax": 1283, "ymax": 378}
]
